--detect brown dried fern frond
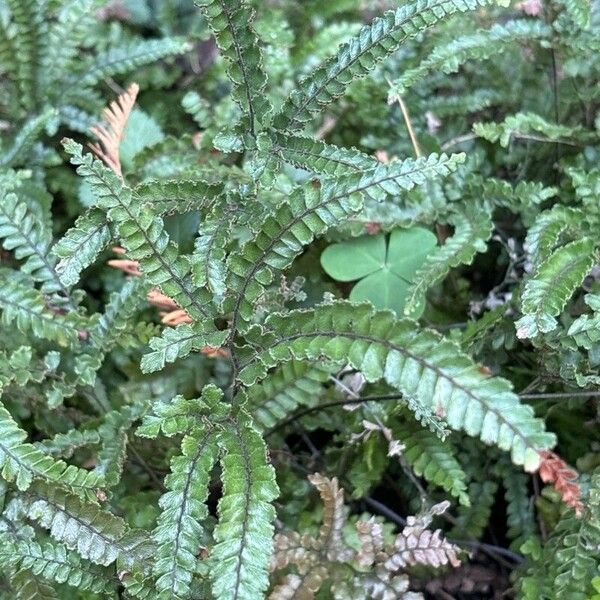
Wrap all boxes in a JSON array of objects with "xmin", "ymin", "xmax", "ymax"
[
  {"xmin": 308, "ymin": 473, "xmax": 350, "ymax": 561},
  {"xmin": 89, "ymin": 82, "xmax": 139, "ymax": 177}
]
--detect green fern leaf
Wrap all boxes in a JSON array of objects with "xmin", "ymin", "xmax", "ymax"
[
  {"xmin": 141, "ymin": 324, "xmax": 228, "ymax": 373},
  {"xmin": 63, "ymin": 139, "xmax": 214, "ymax": 322},
  {"xmin": 567, "ymin": 294, "xmax": 600, "ymax": 349},
  {"xmin": 496, "ymin": 457, "xmax": 536, "ymax": 549},
  {"xmin": 273, "ymin": 0, "xmax": 495, "ymax": 130},
  {"xmin": 553, "ymin": 468, "xmax": 600, "ymax": 599},
  {"xmin": 89, "ymin": 277, "xmax": 148, "ymax": 352},
  {"xmin": 22, "ymin": 482, "xmax": 151, "ymax": 568},
  {"xmin": 53, "ymin": 209, "xmax": 112, "ymax": 287},
  {"xmin": 474, "ymin": 112, "xmax": 594, "ymax": 147},
  {"xmin": 0, "ymin": 273, "xmax": 81, "ymax": 346},
  {"xmin": 241, "ymin": 301, "xmax": 556, "ymax": 469},
  {"xmin": 69, "ymin": 38, "xmax": 191, "ymax": 89},
  {"xmin": 392, "ymin": 420, "xmax": 470, "ymax": 505},
  {"xmin": 5, "ymin": 0, "xmax": 46, "ymax": 111},
  {"xmin": 35, "ymin": 430, "xmax": 101, "ymax": 460},
  {"xmin": 40, "ymin": 0, "xmax": 102, "ymax": 95},
  {"xmin": 210, "ymin": 410, "xmax": 278, "ymax": 600},
  {"xmin": 190, "ymin": 208, "xmax": 233, "ymax": 303},
  {"xmin": 0, "ymin": 402, "xmax": 104, "ymax": 494},
  {"xmin": 153, "ymin": 386, "xmax": 224, "ymax": 599},
  {"xmin": 134, "ymin": 179, "xmax": 224, "ymax": 216},
  {"xmin": 271, "ymin": 132, "xmax": 376, "ymax": 176},
  {"xmin": 0, "ymin": 109, "xmax": 57, "ymax": 168},
  {"xmin": 516, "ymin": 238, "xmax": 597, "ymax": 338},
  {"xmin": 450, "ymin": 480, "xmax": 498, "ymax": 539},
  {"xmin": 0, "ymin": 190, "xmax": 69, "ymax": 299},
  {"xmin": 390, "ymin": 20, "xmax": 550, "ymax": 95},
  {"xmin": 10, "ymin": 568, "xmax": 59, "ymax": 600},
  {"xmin": 195, "ymin": 0, "xmax": 271, "ymax": 136},
  {"xmin": 404, "ymin": 203, "xmax": 493, "ymax": 315},
  {"xmin": 246, "ymin": 361, "xmax": 335, "ymax": 430},
  {"xmin": 1, "ymin": 538, "xmax": 114, "ymax": 595},
  {"xmin": 524, "ymin": 205, "xmax": 583, "ymax": 266}
]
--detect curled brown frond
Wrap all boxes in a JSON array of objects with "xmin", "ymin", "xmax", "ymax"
[
  {"xmin": 269, "ymin": 568, "xmax": 328, "ymax": 600},
  {"xmin": 160, "ymin": 308, "xmax": 193, "ymax": 326},
  {"xmin": 308, "ymin": 473, "xmax": 349, "ymax": 561},
  {"xmin": 89, "ymin": 82, "xmax": 139, "ymax": 178},
  {"xmin": 384, "ymin": 503, "xmax": 460, "ymax": 571},
  {"xmin": 107, "ymin": 258, "xmax": 142, "ymax": 276},
  {"xmin": 538, "ymin": 450, "xmax": 583, "ymax": 516},
  {"xmin": 356, "ymin": 518, "xmax": 385, "ymax": 567}
]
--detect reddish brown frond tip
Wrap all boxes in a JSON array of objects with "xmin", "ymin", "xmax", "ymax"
[
  {"xmin": 89, "ymin": 82, "xmax": 139, "ymax": 178},
  {"xmin": 538, "ymin": 450, "xmax": 583, "ymax": 516}
]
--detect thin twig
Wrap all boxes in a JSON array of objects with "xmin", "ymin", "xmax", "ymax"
[
  {"xmin": 266, "ymin": 389, "xmax": 600, "ymax": 436},
  {"xmin": 520, "ymin": 390, "xmax": 600, "ymax": 399}
]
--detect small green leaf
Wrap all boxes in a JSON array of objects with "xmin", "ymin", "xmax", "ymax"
[
  {"xmin": 321, "ymin": 227, "xmax": 437, "ymax": 316},
  {"xmin": 320, "ymin": 234, "xmax": 386, "ymax": 281}
]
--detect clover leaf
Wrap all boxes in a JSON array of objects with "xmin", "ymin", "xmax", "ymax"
[{"xmin": 320, "ymin": 227, "xmax": 438, "ymax": 317}]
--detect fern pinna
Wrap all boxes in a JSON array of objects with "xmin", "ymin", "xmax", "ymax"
[{"xmin": 1, "ymin": 0, "xmax": 598, "ymax": 598}]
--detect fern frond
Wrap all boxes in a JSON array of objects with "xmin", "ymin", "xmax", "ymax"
[
  {"xmin": 496, "ymin": 457, "xmax": 535, "ymax": 549},
  {"xmin": 384, "ymin": 503, "xmax": 460, "ymax": 570},
  {"xmin": 9, "ymin": 568, "xmax": 59, "ymax": 600},
  {"xmin": 137, "ymin": 390, "xmax": 227, "ymax": 440},
  {"xmin": 552, "ymin": 468, "xmax": 600, "ymax": 598},
  {"xmin": 53, "ymin": 209, "xmax": 112, "ymax": 287},
  {"xmin": 140, "ymin": 324, "xmax": 228, "ymax": 373},
  {"xmin": 404, "ymin": 203, "xmax": 493, "ymax": 315},
  {"xmin": 390, "ymin": 20, "xmax": 550, "ymax": 95},
  {"xmin": 1, "ymin": 538, "xmax": 114, "ymax": 595},
  {"xmin": 272, "ymin": 132, "xmax": 376, "ymax": 176},
  {"xmin": 0, "ymin": 190, "xmax": 69, "ymax": 299},
  {"xmin": 22, "ymin": 482, "xmax": 151, "ymax": 567},
  {"xmin": 474, "ymin": 112, "xmax": 595, "ymax": 147},
  {"xmin": 0, "ymin": 109, "xmax": 57, "ymax": 168},
  {"xmin": 242, "ymin": 301, "xmax": 556, "ymax": 469},
  {"xmin": 211, "ymin": 410, "xmax": 278, "ymax": 600},
  {"xmin": 5, "ymin": 0, "xmax": 45, "ymax": 111},
  {"xmin": 393, "ymin": 420, "xmax": 470, "ymax": 505},
  {"xmin": 134, "ymin": 179, "xmax": 225, "ymax": 216},
  {"xmin": 524, "ymin": 205, "xmax": 583, "ymax": 266},
  {"xmin": 69, "ymin": 38, "xmax": 191, "ymax": 89},
  {"xmin": 0, "ymin": 402, "xmax": 103, "ymax": 494},
  {"xmin": 468, "ymin": 176, "xmax": 558, "ymax": 214},
  {"xmin": 154, "ymin": 430, "xmax": 218, "ymax": 599},
  {"xmin": 451, "ymin": 480, "xmax": 497, "ymax": 538},
  {"xmin": 226, "ymin": 153, "xmax": 463, "ymax": 328},
  {"xmin": 516, "ymin": 239, "xmax": 597, "ymax": 338},
  {"xmin": 89, "ymin": 83, "xmax": 139, "ymax": 178},
  {"xmin": 332, "ymin": 153, "xmax": 465, "ymax": 202},
  {"xmin": 273, "ymin": 0, "xmax": 495, "ymax": 130},
  {"xmin": 246, "ymin": 361, "xmax": 334, "ymax": 430},
  {"xmin": 556, "ymin": 0, "xmax": 591, "ymax": 28},
  {"xmin": 567, "ymin": 293, "xmax": 600, "ymax": 349},
  {"xmin": 89, "ymin": 277, "xmax": 148, "ymax": 352},
  {"xmin": 41, "ymin": 0, "xmax": 101, "ymax": 94},
  {"xmin": 0, "ymin": 274, "xmax": 81, "ymax": 346},
  {"xmin": 191, "ymin": 208, "xmax": 233, "ymax": 303},
  {"xmin": 195, "ymin": 0, "xmax": 271, "ymax": 136},
  {"xmin": 63, "ymin": 140, "xmax": 214, "ymax": 321},
  {"xmin": 153, "ymin": 386, "xmax": 224, "ymax": 599},
  {"xmin": 35, "ymin": 430, "xmax": 101, "ymax": 460}
]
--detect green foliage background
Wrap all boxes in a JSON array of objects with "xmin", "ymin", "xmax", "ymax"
[{"xmin": 0, "ymin": 0, "xmax": 599, "ymax": 598}]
